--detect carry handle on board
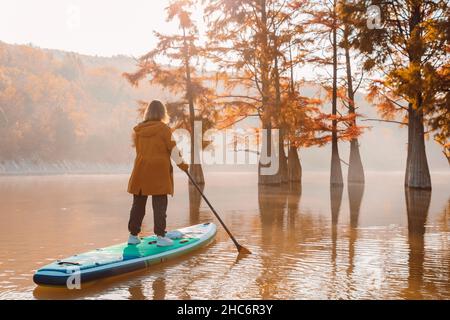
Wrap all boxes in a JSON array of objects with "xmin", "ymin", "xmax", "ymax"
[{"xmin": 185, "ymin": 170, "xmax": 251, "ymax": 255}]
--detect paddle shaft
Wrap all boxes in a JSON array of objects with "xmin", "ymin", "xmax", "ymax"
[{"xmin": 185, "ymin": 171, "xmax": 242, "ymax": 250}]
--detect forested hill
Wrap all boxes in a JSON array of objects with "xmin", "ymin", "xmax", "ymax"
[
  {"xmin": 0, "ymin": 42, "xmax": 447, "ymax": 174},
  {"xmin": 0, "ymin": 41, "xmax": 163, "ymax": 173}
]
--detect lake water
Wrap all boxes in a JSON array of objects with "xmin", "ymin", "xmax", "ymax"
[{"xmin": 0, "ymin": 171, "xmax": 449, "ymax": 299}]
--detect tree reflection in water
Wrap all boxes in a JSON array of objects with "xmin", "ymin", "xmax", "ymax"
[{"xmin": 404, "ymin": 188, "xmax": 431, "ymax": 299}]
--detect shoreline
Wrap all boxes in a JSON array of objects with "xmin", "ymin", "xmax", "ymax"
[{"xmin": 1, "ymin": 169, "xmax": 448, "ymax": 177}]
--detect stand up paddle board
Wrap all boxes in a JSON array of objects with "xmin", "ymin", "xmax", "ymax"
[{"xmin": 33, "ymin": 222, "xmax": 216, "ymax": 286}]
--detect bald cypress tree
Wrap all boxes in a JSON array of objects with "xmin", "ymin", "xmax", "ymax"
[
  {"xmin": 306, "ymin": 0, "xmax": 344, "ymax": 186},
  {"xmin": 124, "ymin": 0, "xmax": 216, "ymax": 184},
  {"xmin": 349, "ymin": 0, "xmax": 449, "ymax": 189},
  {"xmin": 339, "ymin": 2, "xmax": 365, "ymax": 184}
]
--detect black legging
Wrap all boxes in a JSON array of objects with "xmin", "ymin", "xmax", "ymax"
[{"xmin": 128, "ymin": 194, "xmax": 168, "ymax": 237}]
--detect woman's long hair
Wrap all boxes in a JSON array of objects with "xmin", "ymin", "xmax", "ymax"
[
  {"xmin": 132, "ymin": 100, "xmax": 169, "ymax": 147},
  {"xmin": 143, "ymin": 100, "xmax": 169, "ymax": 123}
]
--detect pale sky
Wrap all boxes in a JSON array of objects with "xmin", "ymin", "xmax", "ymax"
[
  {"xmin": 0, "ymin": 0, "xmax": 197, "ymax": 57},
  {"xmin": 0, "ymin": 0, "xmax": 317, "ymax": 79}
]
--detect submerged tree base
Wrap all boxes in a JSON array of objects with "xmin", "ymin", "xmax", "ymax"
[
  {"xmin": 258, "ymin": 161, "xmax": 282, "ymax": 185},
  {"xmin": 404, "ymin": 150, "xmax": 432, "ymax": 190},
  {"xmin": 287, "ymin": 146, "xmax": 302, "ymax": 183},
  {"xmin": 330, "ymin": 147, "xmax": 343, "ymax": 186},
  {"xmin": 405, "ymin": 107, "xmax": 432, "ymax": 190},
  {"xmin": 188, "ymin": 183, "xmax": 203, "ymax": 225},
  {"xmin": 348, "ymin": 139, "xmax": 365, "ymax": 184},
  {"xmin": 278, "ymin": 150, "xmax": 288, "ymax": 183},
  {"xmin": 188, "ymin": 164, "xmax": 205, "ymax": 185}
]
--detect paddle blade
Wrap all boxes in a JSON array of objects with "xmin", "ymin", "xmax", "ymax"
[{"xmin": 237, "ymin": 244, "xmax": 251, "ymax": 255}]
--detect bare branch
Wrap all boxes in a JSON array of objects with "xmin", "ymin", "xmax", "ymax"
[{"xmin": 361, "ymin": 118, "xmax": 407, "ymax": 125}]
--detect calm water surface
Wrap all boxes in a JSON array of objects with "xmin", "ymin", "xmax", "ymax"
[{"xmin": 0, "ymin": 171, "xmax": 449, "ymax": 299}]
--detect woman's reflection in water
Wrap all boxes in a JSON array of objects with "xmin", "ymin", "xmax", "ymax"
[
  {"xmin": 128, "ymin": 274, "xmax": 167, "ymax": 300},
  {"xmin": 152, "ymin": 276, "xmax": 166, "ymax": 300},
  {"xmin": 128, "ymin": 279, "xmax": 146, "ymax": 300}
]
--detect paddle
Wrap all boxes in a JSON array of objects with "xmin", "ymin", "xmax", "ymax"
[{"xmin": 185, "ymin": 170, "xmax": 251, "ymax": 255}]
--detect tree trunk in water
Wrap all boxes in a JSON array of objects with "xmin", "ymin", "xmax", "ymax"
[
  {"xmin": 330, "ymin": 118, "xmax": 343, "ymax": 187},
  {"xmin": 348, "ymin": 139, "xmax": 364, "ymax": 183},
  {"xmin": 279, "ymin": 140, "xmax": 288, "ymax": 183},
  {"xmin": 257, "ymin": 0, "xmax": 279, "ymax": 185},
  {"xmin": 189, "ymin": 163, "xmax": 205, "ymax": 186},
  {"xmin": 330, "ymin": 185, "xmax": 343, "ymax": 226},
  {"xmin": 330, "ymin": 2, "xmax": 343, "ymax": 186},
  {"xmin": 188, "ymin": 183, "xmax": 203, "ymax": 225},
  {"xmin": 287, "ymin": 145, "xmax": 301, "ymax": 183},
  {"xmin": 258, "ymin": 125, "xmax": 281, "ymax": 185},
  {"xmin": 348, "ymin": 183, "xmax": 364, "ymax": 228},
  {"xmin": 344, "ymin": 27, "xmax": 364, "ymax": 184},
  {"xmin": 286, "ymin": 43, "xmax": 300, "ymax": 185},
  {"xmin": 183, "ymin": 27, "xmax": 204, "ymax": 185},
  {"xmin": 404, "ymin": 4, "xmax": 431, "ymax": 190},
  {"xmin": 273, "ymin": 37, "xmax": 288, "ymax": 183},
  {"xmin": 405, "ymin": 104, "xmax": 431, "ymax": 189},
  {"xmin": 188, "ymin": 121, "xmax": 204, "ymax": 184}
]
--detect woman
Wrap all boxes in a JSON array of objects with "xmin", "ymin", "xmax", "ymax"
[{"xmin": 127, "ymin": 100, "xmax": 189, "ymax": 246}]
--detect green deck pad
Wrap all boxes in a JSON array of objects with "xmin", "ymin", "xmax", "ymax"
[{"xmin": 122, "ymin": 236, "xmax": 199, "ymax": 260}]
